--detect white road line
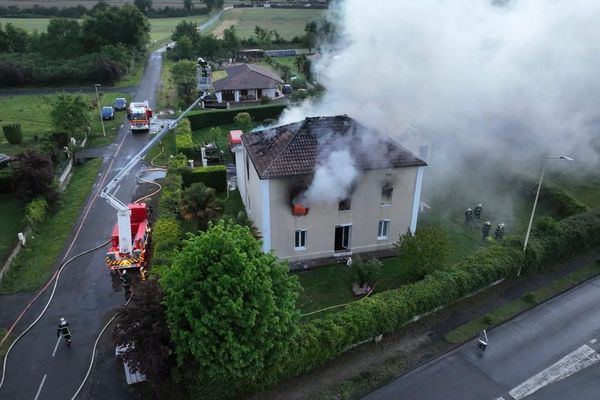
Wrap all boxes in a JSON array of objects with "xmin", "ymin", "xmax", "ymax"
[
  {"xmin": 51, "ymin": 336, "xmax": 61, "ymax": 357},
  {"xmin": 590, "ymin": 339, "xmax": 597, "ymax": 344},
  {"xmin": 509, "ymin": 344, "xmax": 600, "ymax": 400},
  {"xmin": 494, "ymin": 397, "xmax": 507, "ymax": 400},
  {"xmin": 34, "ymin": 374, "xmax": 47, "ymax": 400}
]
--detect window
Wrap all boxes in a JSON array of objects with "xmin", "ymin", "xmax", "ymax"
[
  {"xmin": 295, "ymin": 230, "xmax": 306, "ymax": 250},
  {"xmin": 246, "ymin": 154, "xmax": 250, "ymax": 181},
  {"xmin": 381, "ymin": 185, "xmax": 393, "ymax": 205},
  {"xmin": 378, "ymin": 220, "xmax": 390, "ymax": 239},
  {"xmin": 338, "ymin": 198, "xmax": 351, "ymax": 211}
]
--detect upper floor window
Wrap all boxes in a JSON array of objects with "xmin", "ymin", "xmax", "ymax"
[
  {"xmin": 381, "ymin": 185, "xmax": 393, "ymax": 205},
  {"xmin": 339, "ymin": 198, "xmax": 351, "ymax": 211}
]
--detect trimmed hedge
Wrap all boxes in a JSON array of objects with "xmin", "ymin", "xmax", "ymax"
[
  {"xmin": 0, "ymin": 168, "xmax": 14, "ymax": 193},
  {"xmin": 24, "ymin": 197, "xmax": 49, "ymax": 228},
  {"xmin": 174, "ymin": 119, "xmax": 196, "ymax": 160},
  {"xmin": 2, "ymin": 123, "xmax": 23, "ymax": 144},
  {"xmin": 181, "ymin": 166, "xmax": 227, "ymax": 193},
  {"xmin": 266, "ymin": 209, "xmax": 600, "ymax": 388},
  {"xmin": 152, "ymin": 216, "xmax": 183, "ymax": 267},
  {"xmin": 187, "ymin": 104, "xmax": 287, "ymax": 130}
]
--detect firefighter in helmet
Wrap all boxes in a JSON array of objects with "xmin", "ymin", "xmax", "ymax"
[
  {"xmin": 465, "ymin": 208, "xmax": 474, "ymax": 224},
  {"xmin": 120, "ymin": 270, "xmax": 131, "ymax": 290},
  {"xmin": 474, "ymin": 203, "xmax": 483, "ymax": 220},
  {"xmin": 57, "ymin": 317, "xmax": 72, "ymax": 346},
  {"xmin": 482, "ymin": 221, "xmax": 491, "ymax": 239},
  {"xmin": 495, "ymin": 223, "xmax": 505, "ymax": 240}
]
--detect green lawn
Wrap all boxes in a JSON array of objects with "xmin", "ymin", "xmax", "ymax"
[
  {"xmin": 0, "ymin": 158, "xmax": 102, "ymax": 294},
  {"xmin": 547, "ymin": 171, "xmax": 600, "ymax": 209},
  {"xmin": 0, "ymin": 92, "xmax": 132, "ymax": 155},
  {"xmin": 210, "ymin": 8, "xmax": 322, "ymax": 40},
  {"xmin": 0, "ymin": 194, "xmax": 24, "ymax": 263},
  {"xmin": 0, "ymin": 17, "xmax": 52, "ymax": 32},
  {"xmin": 445, "ymin": 261, "xmax": 600, "ymax": 344}
]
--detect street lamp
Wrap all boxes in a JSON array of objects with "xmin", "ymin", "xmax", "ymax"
[
  {"xmin": 94, "ymin": 83, "xmax": 106, "ymax": 137},
  {"xmin": 519, "ymin": 155, "xmax": 574, "ymax": 276}
]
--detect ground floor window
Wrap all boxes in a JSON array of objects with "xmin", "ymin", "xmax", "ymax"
[
  {"xmin": 377, "ymin": 219, "xmax": 390, "ymax": 239},
  {"xmin": 222, "ymin": 90, "xmax": 235, "ymax": 101},
  {"xmin": 295, "ymin": 230, "xmax": 306, "ymax": 250}
]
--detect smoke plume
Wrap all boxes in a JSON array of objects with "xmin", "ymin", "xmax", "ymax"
[{"xmin": 281, "ymin": 0, "xmax": 600, "ymax": 187}]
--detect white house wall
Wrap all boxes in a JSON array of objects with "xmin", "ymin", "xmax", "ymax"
[
  {"xmin": 267, "ymin": 168, "xmax": 419, "ymax": 261},
  {"xmin": 233, "ymin": 146, "xmax": 247, "ymax": 207},
  {"xmin": 244, "ymin": 150, "xmax": 263, "ymax": 235}
]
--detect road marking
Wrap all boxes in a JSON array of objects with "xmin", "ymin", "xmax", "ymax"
[
  {"xmin": 509, "ymin": 344, "xmax": 600, "ymax": 400},
  {"xmin": 51, "ymin": 336, "xmax": 61, "ymax": 357},
  {"xmin": 494, "ymin": 397, "xmax": 506, "ymax": 400},
  {"xmin": 34, "ymin": 374, "xmax": 47, "ymax": 400},
  {"xmin": 590, "ymin": 339, "xmax": 597, "ymax": 344}
]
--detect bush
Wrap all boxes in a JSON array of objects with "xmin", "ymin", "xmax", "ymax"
[
  {"xmin": 523, "ymin": 292, "xmax": 537, "ymax": 304},
  {"xmin": 174, "ymin": 119, "xmax": 196, "ymax": 159},
  {"xmin": 181, "ymin": 165, "xmax": 227, "ymax": 193},
  {"xmin": 234, "ymin": 112, "xmax": 253, "ymax": 133},
  {"xmin": 152, "ymin": 216, "xmax": 183, "ymax": 267},
  {"xmin": 157, "ymin": 173, "xmax": 183, "ymax": 219},
  {"xmin": 355, "ymin": 257, "xmax": 382, "ymax": 288},
  {"xmin": 187, "ymin": 104, "xmax": 287, "ymax": 130},
  {"xmin": 0, "ymin": 168, "xmax": 15, "ymax": 193},
  {"xmin": 2, "ymin": 123, "xmax": 23, "ymax": 144},
  {"xmin": 24, "ymin": 197, "xmax": 49, "ymax": 227},
  {"xmin": 260, "ymin": 96, "xmax": 272, "ymax": 105},
  {"xmin": 51, "ymin": 131, "xmax": 69, "ymax": 147},
  {"xmin": 540, "ymin": 185, "xmax": 588, "ymax": 217}
]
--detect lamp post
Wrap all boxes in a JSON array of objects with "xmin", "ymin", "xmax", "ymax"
[
  {"xmin": 519, "ymin": 155, "xmax": 574, "ymax": 276},
  {"xmin": 94, "ymin": 83, "xmax": 106, "ymax": 137}
]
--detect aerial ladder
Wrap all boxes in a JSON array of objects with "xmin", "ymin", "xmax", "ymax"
[{"xmin": 100, "ymin": 96, "xmax": 203, "ymax": 271}]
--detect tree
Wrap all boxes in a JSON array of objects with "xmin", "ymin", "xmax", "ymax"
[
  {"xmin": 41, "ymin": 17, "xmax": 82, "ymax": 58},
  {"xmin": 113, "ymin": 279, "xmax": 180, "ymax": 397},
  {"xmin": 178, "ymin": 182, "xmax": 221, "ymax": 230},
  {"xmin": 82, "ymin": 5, "xmax": 150, "ymax": 53},
  {"xmin": 13, "ymin": 150, "xmax": 59, "ymax": 204},
  {"xmin": 171, "ymin": 20, "xmax": 201, "ymax": 47},
  {"xmin": 233, "ymin": 112, "xmax": 253, "ymax": 133},
  {"xmin": 50, "ymin": 93, "xmax": 91, "ymax": 136},
  {"xmin": 172, "ymin": 35, "xmax": 195, "ymax": 61},
  {"xmin": 222, "ymin": 26, "xmax": 240, "ymax": 59},
  {"xmin": 253, "ymin": 25, "xmax": 273, "ymax": 47},
  {"xmin": 134, "ymin": 0, "xmax": 153, "ymax": 14},
  {"xmin": 295, "ymin": 54, "xmax": 311, "ymax": 79},
  {"xmin": 395, "ymin": 225, "xmax": 450, "ymax": 279},
  {"xmin": 170, "ymin": 59, "xmax": 198, "ymax": 105},
  {"xmin": 198, "ymin": 34, "xmax": 220, "ymax": 58},
  {"xmin": 183, "ymin": 0, "xmax": 193, "ymax": 11},
  {"xmin": 159, "ymin": 220, "xmax": 300, "ymax": 389},
  {"xmin": 4, "ymin": 23, "xmax": 30, "ymax": 52}
]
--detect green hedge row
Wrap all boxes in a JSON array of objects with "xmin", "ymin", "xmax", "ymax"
[
  {"xmin": 181, "ymin": 165, "xmax": 227, "ymax": 193},
  {"xmin": 270, "ymin": 208, "xmax": 600, "ymax": 387},
  {"xmin": 539, "ymin": 184, "xmax": 589, "ymax": 217},
  {"xmin": 174, "ymin": 119, "xmax": 196, "ymax": 160},
  {"xmin": 152, "ymin": 216, "xmax": 183, "ymax": 267},
  {"xmin": 0, "ymin": 168, "xmax": 14, "ymax": 193},
  {"xmin": 187, "ymin": 104, "xmax": 287, "ymax": 130}
]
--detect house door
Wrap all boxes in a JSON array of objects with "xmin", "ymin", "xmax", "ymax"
[
  {"xmin": 257, "ymin": 89, "xmax": 263, "ymax": 98},
  {"xmin": 334, "ymin": 225, "xmax": 352, "ymax": 253}
]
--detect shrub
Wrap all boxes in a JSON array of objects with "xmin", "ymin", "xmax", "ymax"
[
  {"xmin": 355, "ymin": 257, "xmax": 382, "ymax": 288},
  {"xmin": 0, "ymin": 168, "xmax": 15, "ymax": 193},
  {"xmin": 2, "ymin": 123, "xmax": 23, "ymax": 144},
  {"xmin": 233, "ymin": 112, "xmax": 253, "ymax": 133},
  {"xmin": 260, "ymin": 96, "xmax": 272, "ymax": 105},
  {"xmin": 152, "ymin": 216, "xmax": 183, "ymax": 267},
  {"xmin": 187, "ymin": 104, "xmax": 287, "ymax": 130},
  {"xmin": 540, "ymin": 185, "xmax": 588, "ymax": 217},
  {"xmin": 174, "ymin": 119, "xmax": 196, "ymax": 159},
  {"xmin": 181, "ymin": 165, "xmax": 227, "ymax": 193},
  {"xmin": 157, "ymin": 173, "xmax": 183, "ymax": 219},
  {"xmin": 51, "ymin": 131, "xmax": 69, "ymax": 147},
  {"xmin": 523, "ymin": 292, "xmax": 537, "ymax": 304},
  {"xmin": 482, "ymin": 314, "xmax": 494, "ymax": 324},
  {"xmin": 24, "ymin": 197, "xmax": 49, "ymax": 227}
]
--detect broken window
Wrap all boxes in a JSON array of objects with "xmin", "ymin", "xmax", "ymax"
[
  {"xmin": 378, "ymin": 220, "xmax": 390, "ymax": 239},
  {"xmin": 381, "ymin": 185, "xmax": 393, "ymax": 205},
  {"xmin": 295, "ymin": 230, "xmax": 306, "ymax": 250},
  {"xmin": 338, "ymin": 199, "xmax": 351, "ymax": 211}
]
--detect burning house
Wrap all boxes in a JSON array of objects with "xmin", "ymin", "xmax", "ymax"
[{"xmin": 233, "ymin": 115, "xmax": 427, "ymax": 262}]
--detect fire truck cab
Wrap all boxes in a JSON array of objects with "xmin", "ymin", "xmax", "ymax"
[
  {"xmin": 127, "ymin": 101, "xmax": 153, "ymax": 133},
  {"xmin": 106, "ymin": 203, "xmax": 150, "ymax": 270}
]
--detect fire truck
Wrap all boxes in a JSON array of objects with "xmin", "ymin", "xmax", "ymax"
[
  {"xmin": 127, "ymin": 101, "xmax": 153, "ymax": 133},
  {"xmin": 101, "ymin": 96, "xmax": 203, "ymax": 273}
]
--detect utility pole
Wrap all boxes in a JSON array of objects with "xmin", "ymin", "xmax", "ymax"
[{"xmin": 95, "ymin": 83, "xmax": 107, "ymax": 137}]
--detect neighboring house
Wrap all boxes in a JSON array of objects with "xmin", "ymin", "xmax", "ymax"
[
  {"xmin": 234, "ymin": 115, "xmax": 427, "ymax": 262},
  {"xmin": 212, "ymin": 64, "xmax": 284, "ymax": 103}
]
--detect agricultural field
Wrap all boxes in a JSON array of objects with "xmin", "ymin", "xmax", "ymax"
[
  {"xmin": 210, "ymin": 8, "xmax": 323, "ymax": 40},
  {"xmin": 0, "ymin": 15, "xmax": 209, "ymax": 42},
  {"xmin": 0, "ymin": 1, "xmax": 189, "ymax": 8}
]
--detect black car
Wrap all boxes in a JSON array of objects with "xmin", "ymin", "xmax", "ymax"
[{"xmin": 113, "ymin": 97, "xmax": 127, "ymax": 111}]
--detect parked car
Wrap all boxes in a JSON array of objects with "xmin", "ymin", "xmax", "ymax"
[
  {"xmin": 113, "ymin": 97, "xmax": 127, "ymax": 111},
  {"xmin": 102, "ymin": 106, "xmax": 115, "ymax": 120}
]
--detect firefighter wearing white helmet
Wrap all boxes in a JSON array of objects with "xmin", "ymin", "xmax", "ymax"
[
  {"xmin": 495, "ymin": 223, "xmax": 505, "ymax": 240},
  {"xmin": 57, "ymin": 317, "xmax": 72, "ymax": 347}
]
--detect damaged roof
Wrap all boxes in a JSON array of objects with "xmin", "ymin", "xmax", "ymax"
[
  {"xmin": 213, "ymin": 64, "xmax": 283, "ymax": 92},
  {"xmin": 241, "ymin": 115, "xmax": 427, "ymax": 179}
]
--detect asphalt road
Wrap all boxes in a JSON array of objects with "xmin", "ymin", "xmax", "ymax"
[
  {"xmin": 0, "ymin": 49, "xmax": 164, "ymax": 400},
  {"xmin": 363, "ymin": 273, "xmax": 600, "ymax": 400}
]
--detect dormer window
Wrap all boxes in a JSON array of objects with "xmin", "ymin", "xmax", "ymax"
[{"xmin": 381, "ymin": 184, "xmax": 393, "ymax": 205}]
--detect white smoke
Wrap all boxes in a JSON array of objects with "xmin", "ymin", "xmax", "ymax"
[
  {"xmin": 297, "ymin": 149, "xmax": 359, "ymax": 205},
  {"xmin": 281, "ymin": 0, "xmax": 600, "ymax": 174}
]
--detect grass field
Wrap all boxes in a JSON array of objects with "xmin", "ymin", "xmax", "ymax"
[
  {"xmin": 210, "ymin": 8, "xmax": 323, "ymax": 40},
  {"xmin": 0, "ymin": 1, "xmax": 191, "ymax": 8},
  {"xmin": 0, "ymin": 92, "xmax": 132, "ymax": 155},
  {"xmin": 0, "ymin": 158, "xmax": 102, "ymax": 294},
  {"xmin": 0, "ymin": 194, "xmax": 24, "ymax": 264}
]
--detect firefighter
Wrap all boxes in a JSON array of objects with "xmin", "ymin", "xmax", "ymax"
[
  {"xmin": 474, "ymin": 204, "xmax": 483, "ymax": 220},
  {"xmin": 57, "ymin": 317, "xmax": 72, "ymax": 347},
  {"xmin": 495, "ymin": 223, "xmax": 505, "ymax": 240},
  {"xmin": 465, "ymin": 208, "xmax": 474, "ymax": 224},
  {"xmin": 120, "ymin": 270, "xmax": 132, "ymax": 299},
  {"xmin": 482, "ymin": 221, "xmax": 491, "ymax": 239}
]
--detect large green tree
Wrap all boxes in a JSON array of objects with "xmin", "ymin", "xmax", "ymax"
[
  {"xmin": 50, "ymin": 93, "xmax": 91, "ymax": 135},
  {"xmin": 396, "ymin": 224, "xmax": 450, "ymax": 279},
  {"xmin": 170, "ymin": 59, "xmax": 198, "ymax": 105},
  {"xmin": 134, "ymin": 0, "xmax": 153, "ymax": 14},
  {"xmin": 178, "ymin": 182, "xmax": 220, "ymax": 230},
  {"xmin": 222, "ymin": 25, "xmax": 240, "ymax": 58},
  {"xmin": 82, "ymin": 5, "xmax": 150, "ymax": 52},
  {"xmin": 40, "ymin": 17, "xmax": 82, "ymax": 58},
  {"xmin": 160, "ymin": 221, "xmax": 300, "ymax": 388}
]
